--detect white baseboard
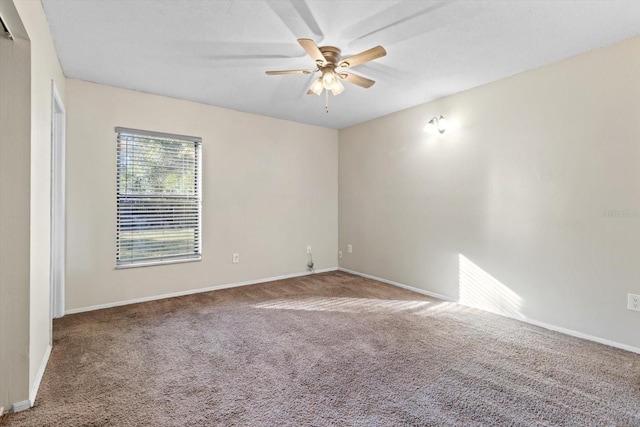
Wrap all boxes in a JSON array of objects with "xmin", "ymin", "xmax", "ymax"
[
  {"xmin": 338, "ymin": 267, "xmax": 456, "ymax": 302},
  {"xmin": 65, "ymin": 267, "xmax": 338, "ymax": 315},
  {"xmin": 11, "ymin": 400, "xmax": 31, "ymax": 413},
  {"xmin": 29, "ymin": 344, "xmax": 51, "ymax": 404},
  {"xmin": 465, "ymin": 303, "xmax": 640, "ymax": 355},
  {"xmin": 339, "ymin": 267, "xmax": 640, "ymax": 355},
  {"xmin": 7, "ymin": 344, "xmax": 52, "ymax": 414}
]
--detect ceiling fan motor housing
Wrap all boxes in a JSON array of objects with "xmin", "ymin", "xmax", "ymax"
[{"xmin": 319, "ymin": 46, "xmax": 341, "ymax": 66}]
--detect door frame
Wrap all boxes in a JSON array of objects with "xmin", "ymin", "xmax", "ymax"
[{"xmin": 50, "ymin": 81, "xmax": 66, "ymax": 324}]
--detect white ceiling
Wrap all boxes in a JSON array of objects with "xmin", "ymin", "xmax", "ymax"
[{"xmin": 41, "ymin": 0, "xmax": 640, "ymax": 129}]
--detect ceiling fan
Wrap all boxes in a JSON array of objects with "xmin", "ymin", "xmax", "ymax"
[{"xmin": 265, "ymin": 39, "xmax": 387, "ymax": 98}]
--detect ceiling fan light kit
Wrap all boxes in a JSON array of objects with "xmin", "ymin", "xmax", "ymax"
[
  {"xmin": 266, "ymin": 38, "xmax": 386, "ymax": 111},
  {"xmin": 321, "ymin": 67, "xmax": 338, "ymax": 90},
  {"xmin": 331, "ymin": 79, "xmax": 345, "ymax": 96},
  {"xmin": 309, "ymin": 77, "xmax": 324, "ymax": 95}
]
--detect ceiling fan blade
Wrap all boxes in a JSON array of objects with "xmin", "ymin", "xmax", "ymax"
[
  {"xmin": 338, "ymin": 46, "xmax": 386, "ymax": 68},
  {"xmin": 266, "ymin": 69, "xmax": 315, "ymax": 75},
  {"xmin": 340, "ymin": 72, "xmax": 376, "ymax": 88},
  {"xmin": 298, "ymin": 38, "xmax": 327, "ymax": 65}
]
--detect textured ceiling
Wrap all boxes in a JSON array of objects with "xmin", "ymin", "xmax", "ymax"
[{"xmin": 42, "ymin": 0, "xmax": 640, "ymax": 129}]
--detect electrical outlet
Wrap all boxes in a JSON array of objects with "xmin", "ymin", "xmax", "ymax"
[
  {"xmin": 338, "ymin": 250, "xmax": 343, "ymax": 259},
  {"xmin": 232, "ymin": 253, "xmax": 240, "ymax": 264},
  {"xmin": 629, "ymin": 293, "xmax": 640, "ymax": 311},
  {"xmin": 347, "ymin": 244, "xmax": 352, "ymax": 253},
  {"xmin": 307, "ymin": 245, "xmax": 312, "ymax": 254}
]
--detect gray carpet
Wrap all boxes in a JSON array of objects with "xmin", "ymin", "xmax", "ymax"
[{"xmin": 2, "ymin": 271, "xmax": 639, "ymax": 426}]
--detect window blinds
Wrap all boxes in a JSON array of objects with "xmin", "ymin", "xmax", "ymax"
[{"xmin": 116, "ymin": 127, "xmax": 201, "ymax": 267}]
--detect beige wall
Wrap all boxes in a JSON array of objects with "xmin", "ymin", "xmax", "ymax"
[
  {"xmin": 13, "ymin": 0, "xmax": 66, "ymax": 395},
  {"xmin": 0, "ymin": 1, "xmax": 30, "ymax": 410},
  {"xmin": 65, "ymin": 79, "xmax": 338, "ymax": 311},
  {"xmin": 0, "ymin": 0, "xmax": 65, "ymax": 410},
  {"xmin": 339, "ymin": 36, "xmax": 640, "ymax": 350}
]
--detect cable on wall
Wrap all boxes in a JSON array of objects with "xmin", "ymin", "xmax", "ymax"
[
  {"xmin": 0, "ymin": 14, "xmax": 14, "ymax": 40},
  {"xmin": 307, "ymin": 250, "xmax": 315, "ymax": 273}
]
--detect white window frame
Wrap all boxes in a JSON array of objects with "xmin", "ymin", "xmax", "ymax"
[{"xmin": 115, "ymin": 127, "xmax": 202, "ymax": 268}]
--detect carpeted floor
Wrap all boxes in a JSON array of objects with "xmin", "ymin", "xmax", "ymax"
[{"xmin": 2, "ymin": 271, "xmax": 639, "ymax": 426}]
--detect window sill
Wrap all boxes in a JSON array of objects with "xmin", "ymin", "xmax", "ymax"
[{"xmin": 116, "ymin": 256, "xmax": 201, "ymax": 270}]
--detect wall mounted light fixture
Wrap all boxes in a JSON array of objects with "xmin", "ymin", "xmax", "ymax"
[{"xmin": 424, "ymin": 115, "xmax": 448, "ymax": 134}]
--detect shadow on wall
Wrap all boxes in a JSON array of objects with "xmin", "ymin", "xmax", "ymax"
[{"xmin": 458, "ymin": 254, "xmax": 523, "ymax": 319}]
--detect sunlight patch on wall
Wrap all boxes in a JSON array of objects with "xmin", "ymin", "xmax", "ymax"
[{"xmin": 459, "ymin": 254, "xmax": 523, "ymax": 319}]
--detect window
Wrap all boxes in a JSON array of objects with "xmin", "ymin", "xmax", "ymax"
[{"xmin": 115, "ymin": 127, "xmax": 201, "ymax": 267}]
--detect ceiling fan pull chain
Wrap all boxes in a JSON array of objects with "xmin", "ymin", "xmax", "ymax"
[{"xmin": 325, "ymin": 90, "xmax": 329, "ymax": 113}]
